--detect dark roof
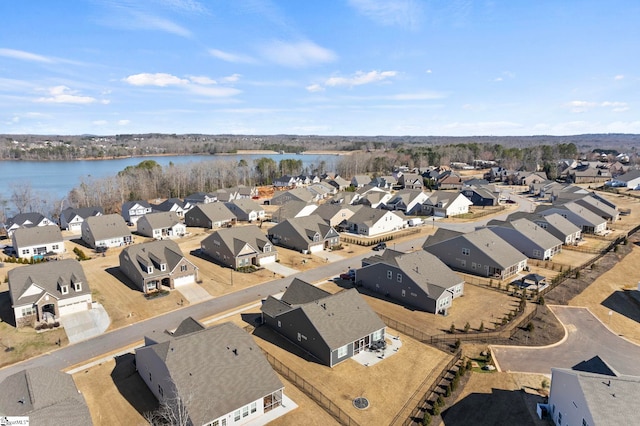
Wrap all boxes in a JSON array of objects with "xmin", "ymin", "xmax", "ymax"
[
  {"xmin": 5, "ymin": 212, "xmax": 47, "ymax": 229},
  {"xmin": 60, "ymin": 206, "xmax": 103, "ymax": 223},
  {"xmin": 173, "ymin": 317, "xmax": 206, "ymax": 337},
  {"xmin": 120, "ymin": 240, "xmax": 194, "ymax": 280},
  {"xmin": 281, "ymin": 278, "xmax": 331, "ymax": 304}
]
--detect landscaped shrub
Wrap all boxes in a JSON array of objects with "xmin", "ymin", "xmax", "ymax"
[
  {"xmin": 525, "ymin": 322, "xmax": 535, "ymax": 333},
  {"xmin": 538, "ymin": 295, "xmax": 545, "ymax": 305},
  {"xmin": 479, "ymin": 321, "xmax": 484, "ymax": 332},
  {"xmin": 436, "ymin": 395, "xmax": 445, "ymax": 408},
  {"xmin": 466, "ymin": 360, "xmax": 473, "ymax": 371},
  {"xmin": 432, "ymin": 404, "xmax": 441, "ymax": 416},
  {"xmin": 422, "ymin": 412, "xmax": 432, "ymax": 426},
  {"xmin": 453, "ymin": 339, "xmax": 461, "ymax": 350},
  {"xmin": 73, "ymin": 247, "xmax": 89, "ymax": 261},
  {"xmin": 444, "ymin": 385, "xmax": 451, "ymax": 398},
  {"xmin": 463, "ymin": 322, "xmax": 470, "ymax": 333}
]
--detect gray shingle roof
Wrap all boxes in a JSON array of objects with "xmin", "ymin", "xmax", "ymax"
[
  {"xmin": 5, "ymin": 212, "xmax": 48, "ymax": 229},
  {"xmin": 12, "ymin": 225, "xmax": 63, "ymax": 248},
  {"xmin": 190, "ymin": 203, "xmax": 236, "ymax": 223},
  {"xmin": 348, "ymin": 206, "xmax": 400, "ymax": 227},
  {"xmin": 139, "ymin": 321, "xmax": 283, "ymax": 426},
  {"xmin": 139, "ymin": 211, "xmax": 181, "ymax": 229},
  {"xmin": 0, "ymin": 366, "xmax": 92, "ymax": 424},
  {"xmin": 120, "ymin": 240, "xmax": 193, "ymax": 279},
  {"xmin": 8, "ymin": 259, "xmax": 90, "ymax": 307},
  {"xmin": 202, "ymin": 225, "xmax": 273, "ymax": 256},
  {"xmin": 487, "ymin": 218, "xmax": 563, "ymax": 249},
  {"xmin": 60, "ymin": 206, "xmax": 103, "ymax": 223},
  {"xmin": 84, "ymin": 214, "xmax": 131, "ymax": 241}
]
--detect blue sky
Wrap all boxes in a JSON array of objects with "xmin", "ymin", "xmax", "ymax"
[{"xmin": 1, "ymin": 0, "xmax": 639, "ymax": 136}]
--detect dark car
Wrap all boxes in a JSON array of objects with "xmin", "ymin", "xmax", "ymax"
[{"xmin": 372, "ymin": 242, "xmax": 387, "ymax": 251}]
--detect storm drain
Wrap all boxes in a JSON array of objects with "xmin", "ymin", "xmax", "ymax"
[{"xmin": 353, "ymin": 397, "xmax": 369, "ymax": 410}]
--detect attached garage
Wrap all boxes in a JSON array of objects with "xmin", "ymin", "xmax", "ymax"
[
  {"xmin": 309, "ymin": 244, "xmax": 324, "ymax": 253},
  {"xmin": 58, "ymin": 299, "xmax": 91, "ymax": 316},
  {"xmin": 173, "ymin": 274, "xmax": 196, "ymax": 287},
  {"xmin": 259, "ymin": 254, "xmax": 277, "ymax": 265}
]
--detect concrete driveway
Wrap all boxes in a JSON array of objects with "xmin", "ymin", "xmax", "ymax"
[
  {"xmin": 60, "ymin": 303, "xmax": 111, "ymax": 344},
  {"xmin": 177, "ymin": 283, "xmax": 213, "ymax": 304},
  {"xmin": 492, "ymin": 306, "xmax": 640, "ymax": 376},
  {"xmin": 317, "ymin": 251, "xmax": 344, "ymax": 263},
  {"xmin": 262, "ymin": 262, "xmax": 299, "ymax": 277}
]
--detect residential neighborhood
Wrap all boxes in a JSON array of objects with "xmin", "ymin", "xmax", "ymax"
[{"xmin": 1, "ymin": 156, "xmax": 640, "ymax": 426}]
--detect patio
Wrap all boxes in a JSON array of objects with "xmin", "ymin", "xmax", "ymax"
[{"xmin": 352, "ymin": 334, "xmax": 403, "ymax": 367}]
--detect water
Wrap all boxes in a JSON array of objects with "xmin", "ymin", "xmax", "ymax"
[{"xmin": 0, "ymin": 152, "xmax": 342, "ymax": 201}]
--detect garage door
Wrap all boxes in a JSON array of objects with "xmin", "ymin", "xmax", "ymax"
[
  {"xmin": 173, "ymin": 275, "xmax": 196, "ymax": 287},
  {"xmin": 259, "ymin": 255, "xmax": 277, "ymax": 265},
  {"xmin": 309, "ymin": 244, "xmax": 324, "ymax": 253},
  {"xmin": 59, "ymin": 300, "xmax": 90, "ymax": 315}
]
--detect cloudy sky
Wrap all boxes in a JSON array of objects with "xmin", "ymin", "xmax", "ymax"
[{"xmin": 1, "ymin": 0, "xmax": 639, "ymax": 136}]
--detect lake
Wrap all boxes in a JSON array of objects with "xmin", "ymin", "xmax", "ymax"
[{"xmin": 0, "ymin": 152, "xmax": 343, "ymax": 201}]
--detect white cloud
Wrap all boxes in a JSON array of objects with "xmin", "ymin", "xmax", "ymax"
[
  {"xmin": 325, "ymin": 70, "xmax": 398, "ymax": 87},
  {"xmin": 348, "ymin": 0, "xmax": 422, "ymax": 30},
  {"xmin": 187, "ymin": 85, "xmax": 241, "ymax": 97},
  {"xmin": 92, "ymin": 120, "xmax": 108, "ymax": 125},
  {"xmin": 260, "ymin": 40, "xmax": 336, "ymax": 68},
  {"xmin": 208, "ymin": 49, "xmax": 255, "ymax": 64},
  {"xmin": 189, "ymin": 76, "xmax": 217, "ymax": 85},
  {"xmin": 426, "ymin": 69, "xmax": 432, "ymax": 74},
  {"xmin": 493, "ymin": 77, "xmax": 503, "ymax": 82},
  {"xmin": 614, "ymin": 75, "xmax": 625, "ymax": 80},
  {"xmin": 35, "ymin": 86, "xmax": 97, "ymax": 104},
  {"xmin": 222, "ymin": 74, "xmax": 241, "ymax": 83},
  {"xmin": 0, "ymin": 48, "xmax": 53, "ymax": 63},
  {"xmin": 306, "ymin": 84, "xmax": 325, "ymax": 93},
  {"xmin": 124, "ymin": 73, "xmax": 190, "ymax": 87},
  {"xmin": 118, "ymin": 119, "xmax": 131, "ymax": 125},
  {"xmin": 159, "ymin": 0, "xmax": 208, "ymax": 14},
  {"xmin": 567, "ymin": 100, "xmax": 629, "ymax": 113}
]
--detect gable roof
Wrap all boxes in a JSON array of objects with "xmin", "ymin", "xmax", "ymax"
[
  {"xmin": 269, "ymin": 214, "xmax": 336, "ymax": 244},
  {"xmin": 60, "ymin": 206, "xmax": 103, "ymax": 223},
  {"xmin": 0, "ymin": 366, "xmax": 92, "ymax": 424},
  {"xmin": 5, "ymin": 212, "xmax": 48, "ymax": 229},
  {"xmin": 153, "ymin": 198, "xmax": 186, "ymax": 212},
  {"xmin": 190, "ymin": 203, "xmax": 236, "ymax": 222},
  {"xmin": 140, "ymin": 211, "xmax": 182, "ymax": 229},
  {"xmin": 120, "ymin": 239, "xmax": 194, "ymax": 279},
  {"xmin": 263, "ymin": 279, "xmax": 385, "ymax": 350},
  {"xmin": 122, "ymin": 200, "xmax": 152, "ymax": 211},
  {"xmin": 139, "ymin": 321, "xmax": 282, "ymax": 426},
  {"xmin": 348, "ymin": 207, "xmax": 402, "ymax": 227},
  {"xmin": 227, "ymin": 198, "xmax": 264, "ymax": 214},
  {"xmin": 203, "ymin": 225, "xmax": 273, "ymax": 256},
  {"xmin": 12, "ymin": 225, "xmax": 63, "ymax": 248},
  {"xmin": 272, "ymin": 201, "xmax": 318, "ymax": 222},
  {"xmin": 84, "ymin": 214, "xmax": 131, "ymax": 240},
  {"xmin": 8, "ymin": 259, "xmax": 90, "ymax": 306},
  {"xmin": 272, "ymin": 187, "xmax": 314, "ymax": 203},
  {"xmin": 487, "ymin": 218, "xmax": 563, "ymax": 249}
]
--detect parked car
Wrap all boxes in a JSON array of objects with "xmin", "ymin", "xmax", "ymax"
[
  {"xmin": 339, "ymin": 269, "xmax": 356, "ymax": 281},
  {"xmin": 372, "ymin": 242, "xmax": 387, "ymax": 251}
]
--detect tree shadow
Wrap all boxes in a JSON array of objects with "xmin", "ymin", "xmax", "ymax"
[
  {"xmin": 110, "ymin": 353, "xmax": 158, "ymax": 417},
  {"xmin": 0, "ymin": 291, "xmax": 16, "ymax": 327},
  {"xmin": 105, "ymin": 267, "xmax": 142, "ymax": 293},
  {"xmin": 601, "ymin": 290, "xmax": 640, "ymax": 324},
  {"xmin": 441, "ymin": 388, "xmax": 548, "ymax": 426}
]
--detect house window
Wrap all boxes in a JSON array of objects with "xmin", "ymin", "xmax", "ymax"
[
  {"xmin": 147, "ymin": 266, "xmax": 153, "ymax": 273},
  {"xmin": 149, "ymin": 373, "xmax": 152, "ymax": 382},
  {"xmin": 461, "ymin": 248, "xmax": 470, "ymax": 256},
  {"xmin": 234, "ymin": 410, "xmax": 241, "ymax": 421},
  {"xmin": 533, "ymin": 249, "xmax": 542, "ymax": 258},
  {"xmin": 61, "ymin": 285, "xmax": 69, "ymax": 295},
  {"xmin": 372, "ymin": 329, "xmax": 383, "ymax": 341},
  {"xmin": 160, "ymin": 263, "xmax": 166, "ymax": 272},
  {"xmin": 387, "ymin": 270, "xmax": 392, "ymax": 279},
  {"xmin": 297, "ymin": 332, "xmax": 301, "ymax": 341},
  {"xmin": 277, "ymin": 320, "xmax": 281, "ymax": 328},
  {"xmin": 558, "ymin": 412, "xmax": 562, "ymax": 425},
  {"xmin": 74, "ymin": 282, "xmax": 82, "ymax": 292},
  {"xmin": 21, "ymin": 249, "xmax": 30, "ymax": 255},
  {"xmin": 471, "ymin": 262, "xmax": 476, "ymax": 269},
  {"xmin": 243, "ymin": 406, "xmax": 249, "ymax": 418},
  {"xmin": 251, "ymin": 402, "xmax": 257, "ymax": 414},
  {"xmin": 397, "ymin": 273, "xmax": 402, "ymax": 282},
  {"xmin": 402, "ymin": 289, "xmax": 406, "ymax": 297},
  {"xmin": 337, "ymin": 344, "xmax": 348, "ymax": 358},
  {"xmin": 21, "ymin": 306, "xmax": 36, "ymax": 317},
  {"xmin": 52, "ymin": 244, "xmax": 59, "ymax": 250},
  {"xmin": 180, "ymin": 265, "xmax": 188, "ymax": 272},
  {"xmin": 460, "ymin": 260, "xmax": 466, "ymax": 267}
]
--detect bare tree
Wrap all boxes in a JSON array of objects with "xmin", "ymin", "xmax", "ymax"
[
  {"xmin": 143, "ymin": 386, "xmax": 191, "ymax": 426},
  {"xmin": 10, "ymin": 182, "xmax": 35, "ymax": 214}
]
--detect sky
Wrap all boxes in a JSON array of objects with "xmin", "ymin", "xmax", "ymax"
[{"xmin": 1, "ymin": 0, "xmax": 639, "ymax": 137}]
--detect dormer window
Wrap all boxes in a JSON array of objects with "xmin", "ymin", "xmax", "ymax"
[
  {"xmin": 60, "ymin": 285, "xmax": 69, "ymax": 295},
  {"xmin": 160, "ymin": 263, "xmax": 166, "ymax": 272},
  {"xmin": 74, "ymin": 282, "xmax": 82, "ymax": 292},
  {"xmin": 147, "ymin": 266, "xmax": 153, "ymax": 273},
  {"xmin": 313, "ymin": 234, "xmax": 320, "ymax": 242}
]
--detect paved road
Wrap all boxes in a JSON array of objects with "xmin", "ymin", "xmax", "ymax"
[
  {"xmin": 492, "ymin": 306, "xmax": 640, "ymax": 376},
  {"xmin": 0, "ymin": 235, "xmax": 426, "ymax": 382}
]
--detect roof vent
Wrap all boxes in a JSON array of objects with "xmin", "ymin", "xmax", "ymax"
[
  {"xmin": 233, "ymin": 348, "xmax": 238, "ymax": 356},
  {"xmin": 18, "ymin": 398, "xmax": 25, "ymax": 404}
]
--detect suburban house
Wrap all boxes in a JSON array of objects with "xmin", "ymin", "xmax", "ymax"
[
  {"xmin": 568, "ymin": 165, "xmax": 610, "ymax": 184},
  {"xmin": 121, "ymin": 200, "xmax": 153, "ymax": 225},
  {"xmin": 271, "ymin": 201, "xmax": 318, "ymax": 223},
  {"xmin": 59, "ymin": 206, "xmax": 104, "ymax": 232},
  {"xmin": 12, "ymin": 226, "xmax": 64, "ymax": 259},
  {"xmin": 270, "ymin": 187, "xmax": 316, "ymax": 205},
  {"xmin": 119, "ymin": 239, "xmax": 198, "ymax": 294},
  {"xmin": 607, "ymin": 169, "xmax": 640, "ymax": 189},
  {"xmin": 184, "ymin": 192, "xmax": 217, "ymax": 205},
  {"xmin": 358, "ymin": 190, "xmax": 393, "ymax": 209},
  {"xmin": 0, "ymin": 366, "xmax": 92, "ymax": 424},
  {"xmin": 422, "ymin": 228, "xmax": 528, "ymax": 280},
  {"xmin": 313, "ymin": 203, "xmax": 362, "ymax": 228},
  {"xmin": 507, "ymin": 212, "xmax": 582, "ymax": 246},
  {"xmin": 184, "ymin": 203, "xmax": 237, "ymax": 229},
  {"xmin": 351, "ymin": 175, "xmax": 372, "ymax": 188},
  {"xmin": 136, "ymin": 319, "xmax": 285, "ymax": 426},
  {"xmin": 273, "ymin": 174, "xmax": 299, "ymax": 188},
  {"xmin": 517, "ymin": 171, "xmax": 548, "ymax": 186},
  {"xmin": 370, "ymin": 176, "xmax": 396, "ymax": 189},
  {"xmin": 152, "ymin": 198, "xmax": 190, "ymax": 217},
  {"xmin": 201, "ymin": 225, "xmax": 278, "ymax": 269},
  {"xmin": 225, "ymin": 198, "xmax": 265, "ymax": 222},
  {"xmin": 214, "ymin": 187, "xmax": 239, "ymax": 202},
  {"xmin": 81, "ymin": 214, "xmax": 133, "ymax": 249},
  {"xmin": 260, "ymin": 278, "xmax": 386, "ymax": 367},
  {"xmin": 546, "ymin": 356, "xmax": 638, "ymax": 426},
  {"xmin": 4, "ymin": 212, "xmax": 55, "ymax": 238},
  {"xmin": 487, "ymin": 218, "xmax": 563, "ymax": 260},
  {"xmin": 9, "ymin": 259, "xmax": 93, "ymax": 327},
  {"xmin": 136, "ymin": 211, "xmax": 186, "ymax": 240},
  {"xmin": 570, "ymin": 195, "xmax": 619, "ymax": 222},
  {"xmin": 358, "ymin": 250, "xmax": 464, "ymax": 315},
  {"xmin": 461, "ymin": 186, "xmax": 499, "ymax": 206},
  {"xmin": 346, "ymin": 207, "xmax": 405, "ymax": 237},
  {"xmin": 234, "ymin": 185, "xmax": 259, "ymax": 199},
  {"xmin": 307, "ymin": 182, "xmax": 336, "ymax": 199},
  {"xmin": 399, "ymin": 173, "xmax": 424, "ymax": 190},
  {"xmin": 536, "ymin": 203, "xmax": 607, "ymax": 235},
  {"xmin": 329, "ymin": 191, "xmax": 358, "ymax": 205},
  {"xmin": 437, "ymin": 173, "xmax": 464, "ymax": 190},
  {"xmin": 268, "ymin": 214, "xmax": 339, "ymax": 253},
  {"xmin": 385, "ymin": 189, "xmax": 429, "ymax": 215},
  {"xmin": 326, "ymin": 176, "xmax": 350, "ymax": 191},
  {"xmin": 423, "ymin": 191, "xmax": 473, "ymax": 217}
]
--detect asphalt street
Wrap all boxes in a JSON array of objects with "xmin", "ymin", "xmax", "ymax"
[
  {"xmin": 0, "ymin": 234, "xmax": 426, "ymax": 382},
  {"xmin": 492, "ymin": 306, "xmax": 640, "ymax": 376}
]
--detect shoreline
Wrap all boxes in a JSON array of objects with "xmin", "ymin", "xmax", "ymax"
[{"xmin": 0, "ymin": 149, "xmax": 356, "ymax": 162}]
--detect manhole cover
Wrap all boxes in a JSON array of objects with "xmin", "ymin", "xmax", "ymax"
[{"xmin": 353, "ymin": 397, "xmax": 369, "ymax": 410}]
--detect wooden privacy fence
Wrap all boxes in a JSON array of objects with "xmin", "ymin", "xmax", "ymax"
[
  {"xmin": 340, "ymin": 227, "xmax": 422, "ymax": 247},
  {"xmin": 262, "ymin": 350, "xmax": 361, "ymax": 426}
]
